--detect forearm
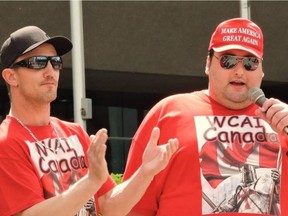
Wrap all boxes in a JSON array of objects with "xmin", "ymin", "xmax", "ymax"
[
  {"xmin": 15, "ymin": 175, "xmax": 104, "ymax": 216},
  {"xmin": 99, "ymin": 165, "xmax": 153, "ymax": 216},
  {"xmin": 98, "ymin": 128, "xmax": 178, "ymax": 216}
]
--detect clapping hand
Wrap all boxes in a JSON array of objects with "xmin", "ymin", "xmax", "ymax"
[
  {"xmin": 141, "ymin": 127, "xmax": 179, "ymax": 178},
  {"xmin": 88, "ymin": 129, "xmax": 109, "ymax": 185}
]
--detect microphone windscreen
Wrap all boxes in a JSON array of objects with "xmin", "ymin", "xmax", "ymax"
[
  {"xmin": 248, "ymin": 87, "xmax": 266, "ymax": 107},
  {"xmin": 248, "ymin": 88, "xmax": 288, "ymax": 134}
]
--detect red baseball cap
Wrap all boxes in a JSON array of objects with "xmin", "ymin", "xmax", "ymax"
[{"xmin": 208, "ymin": 18, "xmax": 263, "ymax": 58}]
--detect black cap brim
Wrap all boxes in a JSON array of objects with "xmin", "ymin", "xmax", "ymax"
[{"xmin": 23, "ymin": 36, "xmax": 73, "ymax": 57}]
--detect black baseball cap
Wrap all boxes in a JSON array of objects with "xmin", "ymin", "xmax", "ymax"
[{"xmin": 0, "ymin": 26, "xmax": 73, "ymax": 69}]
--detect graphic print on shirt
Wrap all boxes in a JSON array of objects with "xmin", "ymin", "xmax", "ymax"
[
  {"xmin": 25, "ymin": 135, "xmax": 97, "ymax": 216},
  {"xmin": 195, "ymin": 115, "xmax": 281, "ymax": 215}
]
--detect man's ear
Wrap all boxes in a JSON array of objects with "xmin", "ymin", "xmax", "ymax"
[
  {"xmin": 205, "ymin": 55, "xmax": 211, "ymax": 75},
  {"xmin": 2, "ymin": 68, "xmax": 18, "ymax": 87}
]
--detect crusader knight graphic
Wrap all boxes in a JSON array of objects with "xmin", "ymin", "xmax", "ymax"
[
  {"xmin": 195, "ymin": 115, "xmax": 281, "ymax": 215},
  {"xmin": 210, "ymin": 165, "xmax": 280, "ymax": 214}
]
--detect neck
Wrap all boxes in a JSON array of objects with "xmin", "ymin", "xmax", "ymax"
[
  {"xmin": 207, "ymin": 87, "xmax": 252, "ymax": 110},
  {"xmin": 12, "ymin": 112, "xmax": 62, "ymax": 154},
  {"xmin": 10, "ymin": 102, "xmax": 51, "ymax": 126}
]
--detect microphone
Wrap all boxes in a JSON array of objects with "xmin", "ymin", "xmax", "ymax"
[
  {"xmin": 248, "ymin": 87, "xmax": 288, "ymax": 134},
  {"xmin": 247, "ymin": 87, "xmax": 266, "ymax": 107}
]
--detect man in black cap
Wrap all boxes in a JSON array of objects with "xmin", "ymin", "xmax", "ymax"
[{"xmin": 0, "ymin": 26, "xmax": 178, "ymax": 216}]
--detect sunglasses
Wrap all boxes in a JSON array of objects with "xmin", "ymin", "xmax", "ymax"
[
  {"xmin": 10, "ymin": 56, "xmax": 63, "ymax": 70},
  {"xmin": 213, "ymin": 54, "xmax": 262, "ymax": 71}
]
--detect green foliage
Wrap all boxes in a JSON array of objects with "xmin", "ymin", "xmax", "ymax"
[{"xmin": 110, "ymin": 173, "xmax": 123, "ymax": 184}]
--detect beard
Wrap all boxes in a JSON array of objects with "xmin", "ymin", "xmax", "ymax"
[{"xmin": 39, "ymin": 89, "xmax": 57, "ymax": 103}]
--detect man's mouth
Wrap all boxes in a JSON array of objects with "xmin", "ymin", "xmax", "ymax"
[{"xmin": 230, "ymin": 81, "xmax": 245, "ymax": 86}]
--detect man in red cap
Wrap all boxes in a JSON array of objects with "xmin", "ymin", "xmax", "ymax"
[
  {"xmin": 123, "ymin": 18, "xmax": 288, "ymax": 215},
  {"xmin": 0, "ymin": 26, "xmax": 179, "ymax": 216}
]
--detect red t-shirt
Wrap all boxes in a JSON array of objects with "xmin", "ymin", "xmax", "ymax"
[
  {"xmin": 123, "ymin": 90, "xmax": 288, "ymax": 216},
  {"xmin": 0, "ymin": 116, "xmax": 115, "ymax": 216}
]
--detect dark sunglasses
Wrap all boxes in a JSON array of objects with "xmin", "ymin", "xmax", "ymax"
[
  {"xmin": 213, "ymin": 54, "xmax": 262, "ymax": 71},
  {"xmin": 10, "ymin": 56, "xmax": 63, "ymax": 70}
]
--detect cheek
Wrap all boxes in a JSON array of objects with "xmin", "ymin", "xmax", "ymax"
[
  {"xmin": 210, "ymin": 70, "xmax": 228, "ymax": 83},
  {"xmin": 248, "ymin": 71, "xmax": 264, "ymax": 85},
  {"xmin": 18, "ymin": 75, "xmax": 38, "ymax": 89},
  {"xmin": 55, "ymin": 72, "xmax": 60, "ymax": 81}
]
